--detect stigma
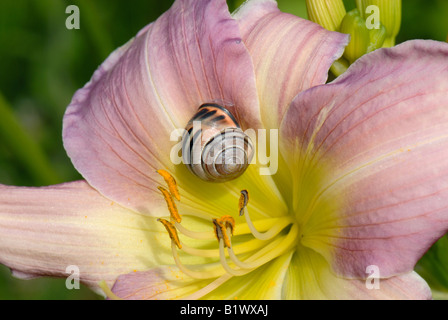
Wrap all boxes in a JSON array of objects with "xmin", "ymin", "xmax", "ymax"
[{"xmin": 155, "ymin": 170, "xmax": 298, "ymax": 297}]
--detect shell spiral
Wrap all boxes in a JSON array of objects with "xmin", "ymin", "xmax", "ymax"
[{"xmin": 182, "ymin": 103, "xmax": 254, "ymax": 182}]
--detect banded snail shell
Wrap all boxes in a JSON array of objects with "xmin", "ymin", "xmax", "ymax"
[{"xmin": 182, "ymin": 103, "xmax": 254, "ymax": 182}]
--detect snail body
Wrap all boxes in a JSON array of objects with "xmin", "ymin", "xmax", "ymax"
[{"xmin": 182, "ymin": 103, "xmax": 254, "ymax": 182}]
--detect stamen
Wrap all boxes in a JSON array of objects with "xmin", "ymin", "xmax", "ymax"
[
  {"xmin": 212, "ymin": 218, "xmax": 231, "ymax": 248},
  {"xmin": 183, "ymin": 232, "xmax": 294, "ymax": 300},
  {"xmin": 158, "ymin": 186, "xmax": 181, "ymax": 223},
  {"xmin": 214, "ymin": 214, "xmax": 285, "ymax": 276},
  {"xmin": 217, "ymin": 227, "xmax": 299, "ymax": 278},
  {"xmin": 238, "ymin": 189, "xmax": 249, "ymax": 216},
  {"xmin": 239, "ymin": 189, "xmax": 285, "ymax": 241},
  {"xmin": 170, "ymin": 242, "xmax": 224, "ymax": 279},
  {"xmin": 175, "ymin": 222, "xmax": 215, "ymax": 240},
  {"xmin": 249, "ymin": 223, "xmax": 299, "ymax": 265},
  {"xmin": 157, "ymin": 218, "xmax": 182, "ymax": 249},
  {"xmin": 247, "ymin": 216, "xmax": 294, "ymax": 241},
  {"xmin": 229, "ymin": 224, "xmax": 299, "ymax": 272},
  {"xmin": 179, "ymin": 241, "xmax": 220, "ymax": 258},
  {"xmin": 212, "ymin": 219, "xmax": 224, "ymax": 241},
  {"xmin": 181, "ymin": 274, "xmax": 233, "ymax": 300},
  {"xmin": 218, "ymin": 238, "xmax": 248, "ymax": 276},
  {"xmin": 219, "ymin": 215, "xmax": 235, "ymax": 236},
  {"xmin": 157, "ymin": 169, "xmax": 180, "ymax": 201},
  {"xmin": 227, "ymin": 246, "xmax": 260, "ymax": 270},
  {"xmin": 155, "ymin": 175, "xmax": 299, "ymax": 293}
]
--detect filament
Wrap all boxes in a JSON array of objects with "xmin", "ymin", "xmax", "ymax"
[
  {"xmin": 241, "ymin": 206, "xmax": 291, "ymax": 241},
  {"xmin": 218, "ymin": 239, "xmax": 248, "ymax": 276},
  {"xmin": 182, "ymin": 226, "xmax": 299, "ymax": 300},
  {"xmin": 175, "ymin": 222, "xmax": 215, "ymax": 240},
  {"xmin": 182, "ymin": 274, "xmax": 233, "ymax": 300},
  {"xmin": 156, "ymin": 172, "xmax": 299, "ymax": 299},
  {"xmin": 171, "ymin": 241, "xmax": 223, "ymax": 279},
  {"xmin": 223, "ymin": 226, "xmax": 298, "ymax": 274},
  {"xmin": 179, "ymin": 241, "xmax": 219, "ymax": 258}
]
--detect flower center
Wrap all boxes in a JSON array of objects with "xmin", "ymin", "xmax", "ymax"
[{"xmin": 156, "ymin": 170, "xmax": 299, "ymax": 298}]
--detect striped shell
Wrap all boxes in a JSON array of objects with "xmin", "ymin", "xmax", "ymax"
[{"xmin": 182, "ymin": 103, "xmax": 254, "ymax": 182}]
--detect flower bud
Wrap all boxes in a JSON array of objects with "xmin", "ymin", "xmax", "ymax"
[
  {"xmin": 367, "ymin": 24, "xmax": 387, "ymax": 52},
  {"xmin": 306, "ymin": 0, "xmax": 346, "ymax": 31},
  {"xmin": 356, "ymin": 0, "xmax": 401, "ymax": 46},
  {"xmin": 339, "ymin": 9, "xmax": 370, "ymax": 64}
]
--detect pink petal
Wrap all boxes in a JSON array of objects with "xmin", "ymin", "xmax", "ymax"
[
  {"xmin": 0, "ymin": 181, "xmax": 170, "ymax": 293},
  {"xmin": 280, "ymin": 40, "xmax": 448, "ymax": 278},
  {"xmin": 233, "ymin": 0, "xmax": 349, "ymax": 129},
  {"xmin": 63, "ymin": 0, "xmax": 260, "ymax": 214},
  {"xmin": 342, "ymin": 271, "xmax": 432, "ymax": 300}
]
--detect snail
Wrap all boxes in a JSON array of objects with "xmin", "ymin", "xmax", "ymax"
[{"xmin": 182, "ymin": 103, "xmax": 254, "ymax": 182}]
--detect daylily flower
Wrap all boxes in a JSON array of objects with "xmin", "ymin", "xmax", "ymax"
[{"xmin": 1, "ymin": 0, "xmax": 448, "ymax": 300}]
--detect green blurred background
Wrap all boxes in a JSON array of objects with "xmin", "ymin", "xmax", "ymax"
[{"xmin": 0, "ymin": 0, "xmax": 447, "ymax": 300}]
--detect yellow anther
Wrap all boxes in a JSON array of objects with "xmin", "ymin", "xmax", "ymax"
[
  {"xmin": 212, "ymin": 219, "xmax": 223, "ymax": 241},
  {"xmin": 157, "ymin": 218, "xmax": 182, "ymax": 249},
  {"xmin": 238, "ymin": 190, "xmax": 249, "ymax": 216},
  {"xmin": 218, "ymin": 215, "xmax": 235, "ymax": 236},
  {"xmin": 158, "ymin": 186, "xmax": 182, "ymax": 223},
  {"xmin": 212, "ymin": 219, "xmax": 232, "ymax": 248},
  {"xmin": 157, "ymin": 169, "xmax": 180, "ymax": 201}
]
